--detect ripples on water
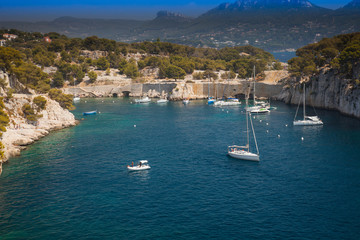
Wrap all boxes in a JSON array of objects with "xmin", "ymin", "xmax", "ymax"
[{"xmin": 1, "ymin": 99, "xmax": 360, "ymax": 239}]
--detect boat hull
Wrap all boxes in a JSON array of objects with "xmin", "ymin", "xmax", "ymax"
[
  {"xmin": 293, "ymin": 120, "xmax": 323, "ymax": 126},
  {"xmin": 83, "ymin": 111, "xmax": 96, "ymax": 116},
  {"xmin": 214, "ymin": 101, "xmax": 241, "ymax": 106},
  {"xmin": 228, "ymin": 151, "xmax": 260, "ymax": 161},
  {"xmin": 250, "ymin": 108, "xmax": 270, "ymax": 113},
  {"xmin": 135, "ymin": 97, "xmax": 151, "ymax": 103},
  {"xmin": 127, "ymin": 166, "xmax": 151, "ymax": 171},
  {"xmin": 157, "ymin": 99, "xmax": 168, "ymax": 103}
]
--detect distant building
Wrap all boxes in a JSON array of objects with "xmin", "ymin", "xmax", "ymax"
[
  {"xmin": 0, "ymin": 39, "xmax": 6, "ymax": 47},
  {"xmin": 44, "ymin": 36, "xmax": 52, "ymax": 43},
  {"xmin": 3, "ymin": 33, "xmax": 18, "ymax": 40}
]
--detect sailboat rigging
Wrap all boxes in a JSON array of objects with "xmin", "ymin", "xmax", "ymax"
[
  {"xmin": 246, "ymin": 66, "xmax": 270, "ymax": 113},
  {"xmin": 293, "ymin": 83, "xmax": 323, "ymax": 126},
  {"xmin": 227, "ymin": 85, "xmax": 260, "ymax": 161},
  {"xmin": 157, "ymin": 81, "xmax": 169, "ymax": 103}
]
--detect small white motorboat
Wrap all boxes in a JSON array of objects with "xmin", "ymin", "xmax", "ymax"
[
  {"xmin": 73, "ymin": 96, "xmax": 80, "ymax": 102},
  {"xmin": 250, "ymin": 106, "xmax": 270, "ymax": 114},
  {"xmin": 157, "ymin": 98, "xmax": 169, "ymax": 103},
  {"xmin": 127, "ymin": 160, "xmax": 151, "ymax": 171},
  {"xmin": 135, "ymin": 97, "xmax": 151, "ymax": 103},
  {"xmin": 183, "ymin": 99, "xmax": 190, "ymax": 105}
]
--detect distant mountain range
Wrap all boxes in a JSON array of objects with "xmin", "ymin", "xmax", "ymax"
[{"xmin": 1, "ymin": 0, "xmax": 360, "ymax": 51}]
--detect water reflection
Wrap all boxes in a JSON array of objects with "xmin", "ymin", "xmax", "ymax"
[{"xmin": 127, "ymin": 169, "xmax": 150, "ymax": 182}]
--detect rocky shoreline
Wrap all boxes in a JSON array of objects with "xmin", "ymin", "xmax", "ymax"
[
  {"xmin": 275, "ymin": 67, "xmax": 360, "ymax": 119},
  {"xmin": 2, "ymin": 94, "xmax": 76, "ymax": 162}
]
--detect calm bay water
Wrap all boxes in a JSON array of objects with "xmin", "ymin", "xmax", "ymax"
[{"xmin": 1, "ymin": 98, "xmax": 360, "ymax": 239}]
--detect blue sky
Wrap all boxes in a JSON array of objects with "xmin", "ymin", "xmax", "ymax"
[{"xmin": 0, "ymin": 0, "xmax": 351, "ymax": 21}]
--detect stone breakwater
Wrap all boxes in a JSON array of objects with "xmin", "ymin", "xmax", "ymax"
[
  {"xmin": 63, "ymin": 81, "xmax": 283, "ymax": 100},
  {"xmin": 275, "ymin": 67, "xmax": 360, "ymax": 118},
  {"xmin": 2, "ymin": 94, "xmax": 76, "ymax": 162}
]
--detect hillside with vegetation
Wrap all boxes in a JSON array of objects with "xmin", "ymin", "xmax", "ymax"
[
  {"xmin": 288, "ymin": 32, "xmax": 360, "ymax": 83},
  {"xmin": 276, "ymin": 32, "xmax": 360, "ymax": 118},
  {"xmin": 0, "ymin": 29, "xmax": 281, "ymax": 92}
]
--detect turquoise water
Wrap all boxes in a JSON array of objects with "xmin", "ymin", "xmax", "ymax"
[{"xmin": 1, "ymin": 98, "xmax": 360, "ymax": 239}]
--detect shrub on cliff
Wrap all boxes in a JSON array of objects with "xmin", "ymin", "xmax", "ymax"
[
  {"xmin": 88, "ymin": 71, "xmax": 97, "ymax": 83},
  {"xmin": 221, "ymin": 71, "xmax": 236, "ymax": 80},
  {"xmin": 192, "ymin": 72, "xmax": 204, "ymax": 80},
  {"xmin": 0, "ymin": 47, "xmax": 23, "ymax": 72},
  {"xmin": 48, "ymin": 89, "xmax": 75, "ymax": 110},
  {"xmin": 22, "ymin": 103, "xmax": 40, "ymax": 123},
  {"xmin": 12, "ymin": 62, "xmax": 51, "ymax": 93},
  {"xmin": 163, "ymin": 65, "xmax": 186, "ymax": 80},
  {"xmin": 33, "ymin": 96, "xmax": 47, "ymax": 110},
  {"xmin": 96, "ymin": 57, "xmax": 110, "ymax": 70},
  {"xmin": 124, "ymin": 62, "xmax": 139, "ymax": 79},
  {"xmin": 0, "ymin": 142, "xmax": 5, "ymax": 161},
  {"xmin": 0, "ymin": 97, "xmax": 10, "ymax": 136}
]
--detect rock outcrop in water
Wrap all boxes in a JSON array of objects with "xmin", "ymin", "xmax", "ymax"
[
  {"xmin": 275, "ymin": 66, "xmax": 360, "ymax": 118},
  {"xmin": 1, "ymin": 94, "xmax": 76, "ymax": 162}
]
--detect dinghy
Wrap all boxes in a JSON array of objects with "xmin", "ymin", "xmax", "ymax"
[
  {"xmin": 127, "ymin": 160, "xmax": 151, "ymax": 171},
  {"xmin": 83, "ymin": 110, "xmax": 97, "ymax": 116}
]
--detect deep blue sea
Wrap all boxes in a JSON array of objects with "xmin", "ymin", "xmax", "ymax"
[
  {"xmin": 1, "ymin": 98, "xmax": 360, "ymax": 239},
  {"xmin": 271, "ymin": 51, "xmax": 296, "ymax": 62}
]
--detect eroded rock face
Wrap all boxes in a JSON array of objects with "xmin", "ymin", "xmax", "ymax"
[
  {"xmin": 275, "ymin": 68, "xmax": 360, "ymax": 118},
  {"xmin": 1, "ymin": 94, "xmax": 76, "ymax": 161}
]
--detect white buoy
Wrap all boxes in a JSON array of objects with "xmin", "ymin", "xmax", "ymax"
[
  {"xmin": 99, "ymin": 111, "xmax": 101, "ymax": 114},
  {"xmin": 113, "ymin": 101, "xmax": 115, "ymax": 103},
  {"xmin": 134, "ymin": 125, "xmax": 136, "ymax": 128},
  {"xmin": 253, "ymin": 116, "xmax": 255, "ymax": 119},
  {"xmin": 266, "ymin": 130, "xmax": 269, "ymax": 133},
  {"xmin": 301, "ymin": 137, "xmax": 304, "ymax": 141},
  {"xmin": 227, "ymin": 111, "xmax": 229, "ymax": 113},
  {"xmin": 266, "ymin": 123, "xmax": 269, "ymax": 125},
  {"xmin": 285, "ymin": 124, "xmax": 288, "ymax": 127},
  {"xmin": 260, "ymin": 120, "xmax": 262, "ymax": 122},
  {"xmin": 85, "ymin": 101, "xmax": 87, "ymax": 103},
  {"xmin": 222, "ymin": 109, "xmax": 224, "ymax": 111},
  {"xmin": 278, "ymin": 134, "xmax": 280, "ymax": 138}
]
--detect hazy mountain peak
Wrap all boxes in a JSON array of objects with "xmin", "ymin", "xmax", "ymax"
[
  {"xmin": 211, "ymin": 0, "xmax": 317, "ymax": 12},
  {"xmin": 343, "ymin": 0, "xmax": 360, "ymax": 9}
]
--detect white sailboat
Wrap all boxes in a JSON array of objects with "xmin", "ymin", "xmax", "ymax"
[
  {"xmin": 157, "ymin": 82, "xmax": 169, "ymax": 103},
  {"xmin": 293, "ymin": 83, "xmax": 323, "ymax": 126},
  {"xmin": 182, "ymin": 84, "xmax": 190, "ymax": 105},
  {"xmin": 208, "ymin": 80, "xmax": 216, "ymax": 105},
  {"xmin": 228, "ymin": 98, "xmax": 260, "ymax": 162},
  {"xmin": 73, "ymin": 80, "xmax": 80, "ymax": 102},
  {"xmin": 246, "ymin": 66, "xmax": 270, "ymax": 113}
]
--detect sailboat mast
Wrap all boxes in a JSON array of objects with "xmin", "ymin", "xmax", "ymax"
[
  {"xmin": 303, "ymin": 83, "xmax": 306, "ymax": 120},
  {"xmin": 246, "ymin": 98, "xmax": 250, "ymax": 152},
  {"xmin": 208, "ymin": 81, "xmax": 210, "ymax": 99},
  {"xmin": 253, "ymin": 65, "xmax": 256, "ymax": 105},
  {"xmin": 249, "ymin": 112, "xmax": 259, "ymax": 155}
]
